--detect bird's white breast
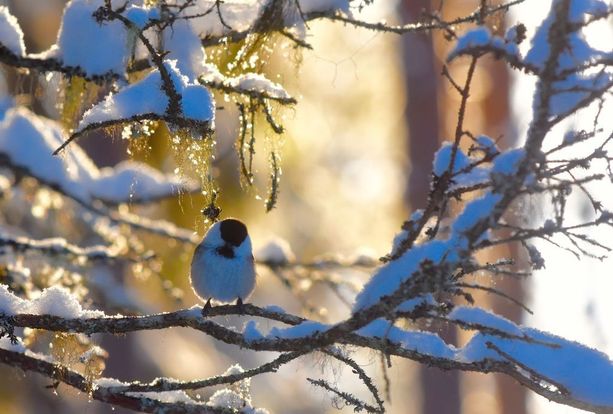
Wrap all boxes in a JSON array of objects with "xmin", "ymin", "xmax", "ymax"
[{"xmin": 190, "ymin": 245, "xmax": 256, "ymax": 303}]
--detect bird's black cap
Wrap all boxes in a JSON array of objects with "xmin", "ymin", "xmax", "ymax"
[{"xmin": 219, "ymin": 219, "xmax": 248, "ymax": 247}]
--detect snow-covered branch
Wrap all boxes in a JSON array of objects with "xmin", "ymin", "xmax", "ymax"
[
  {"xmin": 4, "ymin": 298, "xmax": 613, "ymax": 412},
  {"xmin": 0, "ymin": 235, "xmax": 137, "ymax": 264},
  {"xmin": 0, "ymin": 347, "xmax": 235, "ymax": 414}
]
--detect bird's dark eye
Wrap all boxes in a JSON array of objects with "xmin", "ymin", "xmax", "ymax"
[
  {"xmin": 216, "ymin": 244, "xmax": 235, "ymax": 258},
  {"xmin": 219, "ymin": 219, "xmax": 248, "ymax": 247}
]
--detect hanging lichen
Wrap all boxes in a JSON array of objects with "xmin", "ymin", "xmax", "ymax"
[
  {"xmin": 60, "ymin": 76, "xmax": 100, "ymax": 133},
  {"xmin": 122, "ymin": 120, "xmax": 158, "ymax": 157},
  {"xmin": 236, "ymin": 100, "xmax": 256, "ymax": 187},
  {"xmin": 169, "ymin": 126, "xmax": 220, "ymax": 221},
  {"xmin": 265, "ymin": 146, "xmax": 282, "ymax": 212}
]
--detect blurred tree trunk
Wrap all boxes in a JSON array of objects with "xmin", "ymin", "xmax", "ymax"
[
  {"xmin": 485, "ymin": 49, "xmax": 529, "ymax": 414},
  {"xmin": 401, "ymin": 1, "xmax": 527, "ymax": 413},
  {"xmin": 401, "ymin": 2, "xmax": 461, "ymax": 414}
]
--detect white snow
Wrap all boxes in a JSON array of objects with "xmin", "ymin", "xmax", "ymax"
[
  {"xmin": 77, "ymin": 60, "xmax": 214, "ymax": 132},
  {"xmin": 0, "ymin": 95, "xmax": 13, "ymax": 119},
  {"xmin": 460, "ymin": 328, "xmax": 613, "ymax": 406},
  {"xmin": 56, "ymin": 0, "xmax": 128, "ymax": 75},
  {"xmin": 90, "ymin": 161, "xmax": 189, "ymax": 203},
  {"xmin": 207, "ymin": 383, "xmax": 270, "ymax": 413},
  {"xmin": 448, "ymin": 306, "xmax": 524, "ymax": 337},
  {"xmin": 452, "ymin": 26, "xmax": 492, "ymax": 51},
  {"xmin": 568, "ymin": 0, "xmax": 609, "ymax": 23},
  {"xmin": 450, "ymin": 193, "xmax": 502, "ymax": 237},
  {"xmin": 0, "ymin": 335, "xmax": 26, "ymax": 353},
  {"xmin": 97, "ymin": 377, "xmax": 199, "ymax": 403},
  {"xmin": 504, "ymin": 26, "xmax": 522, "ymax": 44},
  {"xmin": 432, "ymin": 140, "xmax": 494, "ymax": 190},
  {"xmin": 432, "ymin": 141, "xmax": 495, "ymax": 190},
  {"xmin": 94, "ymin": 377, "xmax": 128, "ymax": 388},
  {"xmin": 0, "ymin": 106, "xmax": 90, "ymax": 200},
  {"xmin": 268, "ymin": 320, "xmax": 328, "ymax": 339},
  {"xmin": 451, "ymin": 166, "xmax": 490, "ymax": 190},
  {"xmin": 433, "ymin": 142, "xmax": 471, "ymax": 176},
  {"xmin": 355, "ymin": 188, "xmax": 504, "ymax": 311},
  {"xmin": 358, "ymin": 319, "xmax": 456, "ymax": 359},
  {"xmin": 0, "ymin": 283, "xmax": 27, "ymax": 315},
  {"xmin": 200, "ymin": 66, "xmax": 292, "ymax": 102},
  {"xmin": 351, "ymin": 314, "xmax": 613, "ymax": 408},
  {"xmin": 353, "ymin": 240, "xmax": 449, "ymax": 310},
  {"xmin": 229, "ymin": 73, "xmax": 291, "ymax": 101},
  {"xmin": 525, "ymin": 0, "xmax": 610, "ymax": 73},
  {"xmin": 187, "ymin": 1, "xmax": 260, "ymax": 37},
  {"xmin": 264, "ymin": 305, "xmax": 286, "ymax": 314},
  {"xmin": 0, "ymin": 106, "xmax": 194, "ymax": 204},
  {"xmin": 200, "ymin": 63, "xmax": 225, "ymax": 84},
  {"xmin": 223, "ymin": 363, "xmax": 245, "ymax": 376},
  {"xmin": 523, "ymin": 0, "xmax": 613, "ymax": 120},
  {"xmin": 29, "ymin": 286, "xmax": 104, "ymax": 318},
  {"xmin": 207, "ymin": 389, "xmax": 248, "ymax": 410},
  {"xmin": 2, "ymin": 236, "xmax": 82, "ymax": 256},
  {"xmin": 163, "ymin": 19, "xmax": 206, "ymax": 81},
  {"xmin": 132, "ymin": 390, "xmax": 196, "ymax": 404},
  {"xmin": 97, "ymin": 377, "xmax": 199, "ymax": 405},
  {"xmin": 125, "ymin": 5, "xmax": 160, "ymax": 29},
  {"xmin": 475, "ymin": 135, "xmax": 498, "ymax": 154},
  {"xmin": 78, "ymin": 70, "xmax": 171, "ymax": 127},
  {"xmin": 390, "ymin": 228, "xmax": 409, "ymax": 256},
  {"xmin": 182, "ymin": 83, "xmax": 215, "ymax": 121},
  {"xmin": 79, "ymin": 345, "xmax": 107, "ymax": 363},
  {"xmin": 549, "ymin": 72, "xmax": 612, "ymax": 116},
  {"xmin": 255, "ymin": 237, "xmax": 295, "ymax": 264},
  {"xmin": 0, "ymin": 6, "xmax": 25, "ymax": 56},
  {"xmin": 0, "ymin": 283, "xmax": 104, "ymax": 318},
  {"xmin": 447, "ymin": 27, "xmax": 512, "ymax": 62},
  {"xmin": 243, "ymin": 320, "xmax": 264, "ymax": 342},
  {"xmin": 490, "ymin": 148, "xmax": 525, "ymax": 176}
]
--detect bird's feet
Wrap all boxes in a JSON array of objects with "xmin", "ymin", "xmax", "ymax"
[
  {"xmin": 236, "ymin": 297, "xmax": 245, "ymax": 314},
  {"xmin": 201, "ymin": 298, "xmax": 212, "ymax": 317}
]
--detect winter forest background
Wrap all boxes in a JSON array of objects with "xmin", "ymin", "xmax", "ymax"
[{"xmin": 0, "ymin": 0, "xmax": 612, "ymax": 413}]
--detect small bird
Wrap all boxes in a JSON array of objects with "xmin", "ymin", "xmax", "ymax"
[{"xmin": 190, "ymin": 218, "xmax": 256, "ymax": 314}]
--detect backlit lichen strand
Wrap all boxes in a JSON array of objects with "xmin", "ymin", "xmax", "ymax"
[
  {"xmin": 266, "ymin": 148, "xmax": 282, "ymax": 212},
  {"xmin": 60, "ymin": 77, "xmax": 100, "ymax": 133},
  {"xmin": 123, "ymin": 120, "xmax": 158, "ymax": 157},
  {"xmin": 169, "ymin": 128, "xmax": 219, "ymax": 219}
]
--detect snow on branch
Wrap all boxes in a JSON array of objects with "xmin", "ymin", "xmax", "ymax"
[
  {"xmin": 0, "ymin": 284, "xmax": 103, "ymax": 318},
  {"xmin": 199, "ymin": 0, "xmax": 526, "ymax": 46},
  {"xmin": 0, "ymin": 106, "xmax": 198, "ymax": 205},
  {"xmin": 0, "ymin": 347, "xmax": 236, "ymax": 414},
  {"xmin": 0, "ymin": 234, "xmax": 138, "ymax": 264},
  {"xmin": 0, "ymin": 6, "xmax": 24, "ymax": 57},
  {"xmin": 199, "ymin": 67, "xmax": 295, "ymax": 105},
  {"xmin": 60, "ymin": 60, "xmax": 214, "ymax": 154},
  {"xmin": 4, "ymin": 300, "xmax": 613, "ymax": 412}
]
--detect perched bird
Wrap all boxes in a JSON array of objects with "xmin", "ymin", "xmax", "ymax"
[{"xmin": 190, "ymin": 218, "xmax": 256, "ymax": 314}]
